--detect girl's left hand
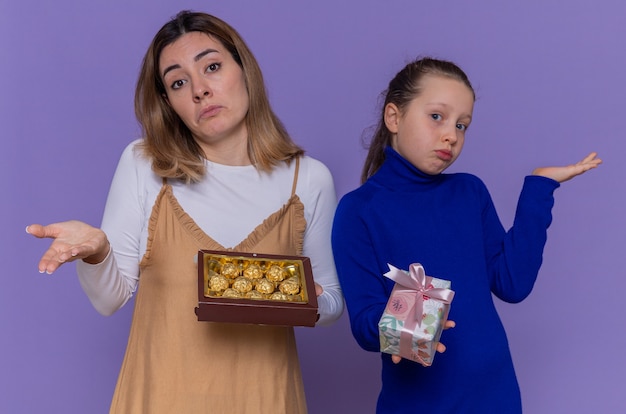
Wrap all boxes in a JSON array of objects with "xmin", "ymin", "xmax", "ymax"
[
  {"xmin": 391, "ymin": 320, "xmax": 456, "ymax": 364},
  {"xmin": 315, "ymin": 282, "xmax": 324, "ymax": 296},
  {"xmin": 532, "ymin": 152, "xmax": 602, "ymax": 183}
]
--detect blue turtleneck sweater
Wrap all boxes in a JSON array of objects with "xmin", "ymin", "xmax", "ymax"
[{"xmin": 331, "ymin": 147, "xmax": 560, "ymax": 413}]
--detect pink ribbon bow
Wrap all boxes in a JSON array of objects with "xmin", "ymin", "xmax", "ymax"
[{"xmin": 384, "ymin": 263, "xmax": 455, "ymax": 327}]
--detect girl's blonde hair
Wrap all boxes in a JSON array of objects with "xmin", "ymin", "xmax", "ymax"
[{"xmin": 361, "ymin": 57, "xmax": 475, "ymax": 183}]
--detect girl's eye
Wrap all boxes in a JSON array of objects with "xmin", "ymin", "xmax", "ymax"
[
  {"xmin": 170, "ymin": 79, "xmax": 187, "ymax": 90},
  {"xmin": 206, "ymin": 62, "xmax": 221, "ymax": 73},
  {"xmin": 431, "ymin": 114, "xmax": 442, "ymax": 121},
  {"xmin": 456, "ymin": 123, "xmax": 467, "ymax": 131}
]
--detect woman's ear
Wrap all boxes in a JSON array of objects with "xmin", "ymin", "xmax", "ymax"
[
  {"xmin": 384, "ymin": 103, "xmax": 400, "ymax": 133},
  {"xmin": 162, "ymin": 93, "xmax": 170, "ymax": 106}
]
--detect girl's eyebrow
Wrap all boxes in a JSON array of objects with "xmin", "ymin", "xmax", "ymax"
[{"xmin": 161, "ymin": 48, "xmax": 219, "ymax": 78}]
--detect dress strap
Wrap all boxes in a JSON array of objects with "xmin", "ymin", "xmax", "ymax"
[{"xmin": 290, "ymin": 157, "xmax": 300, "ymax": 197}]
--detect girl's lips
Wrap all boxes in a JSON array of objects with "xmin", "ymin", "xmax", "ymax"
[
  {"xmin": 435, "ymin": 149, "xmax": 453, "ymax": 161},
  {"xmin": 198, "ymin": 105, "xmax": 222, "ymax": 120}
]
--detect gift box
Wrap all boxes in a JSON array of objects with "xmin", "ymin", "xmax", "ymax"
[
  {"xmin": 195, "ymin": 250, "xmax": 319, "ymax": 327},
  {"xmin": 378, "ymin": 263, "xmax": 454, "ymax": 366}
]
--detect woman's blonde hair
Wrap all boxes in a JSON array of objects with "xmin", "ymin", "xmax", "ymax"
[{"xmin": 135, "ymin": 10, "xmax": 303, "ymax": 182}]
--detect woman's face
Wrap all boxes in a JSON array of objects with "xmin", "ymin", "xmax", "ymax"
[
  {"xmin": 160, "ymin": 31, "xmax": 249, "ymax": 160},
  {"xmin": 385, "ymin": 74, "xmax": 474, "ymax": 175}
]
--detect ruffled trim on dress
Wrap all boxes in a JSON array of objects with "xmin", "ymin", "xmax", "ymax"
[
  {"xmin": 291, "ymin": 195, "xmax": 306, "ymax": 256},
  {"xmin": 139, "ymin": 183, "xmax": 169, "ymax": 267}
]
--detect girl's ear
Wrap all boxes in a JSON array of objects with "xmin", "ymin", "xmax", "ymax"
[
  {"xmin": 384, "ymin": 103, "xmax": 400, "ymax": 133},
  {"xmin": 162, "ymin": 93, "xmax": 170, "ymax": 107}
]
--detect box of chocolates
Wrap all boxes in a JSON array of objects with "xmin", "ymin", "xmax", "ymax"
[{"xmin": 195, "ymin": 250, "xmax": 319, "ymax": 327}]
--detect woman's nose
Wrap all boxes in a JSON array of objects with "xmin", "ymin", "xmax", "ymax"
[{"xmin": 193, "ymin": 84, "xmax": 211, "ymax": 102}]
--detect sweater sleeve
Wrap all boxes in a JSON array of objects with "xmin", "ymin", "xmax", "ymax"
[
  {"xmin": 299, "ymin": 158, "xmax": 344, "ymax": 326},
  {"xmin": 76, "ymin": 142, "xmax": 146, "ymax": 316},
  {"xmin": 331, "ymin": 192, "xmax": 389, "ymax": 352},
  {"xmin": 483, "ymin": 175, "xmax": 560, "ymax": 303}
]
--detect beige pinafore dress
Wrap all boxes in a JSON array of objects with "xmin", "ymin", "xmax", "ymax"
[{"xmin": 109, "ymin": 159, "xmax": 308, "ymax": 414}]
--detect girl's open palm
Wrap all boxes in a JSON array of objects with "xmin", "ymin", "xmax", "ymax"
[
  {"xmin": 532, "ymin": 152, "xmax": 602, "ymax": 183},
  {"xmin": 26, "ymin": 220, "xmax": 109, "ymax": 274}
]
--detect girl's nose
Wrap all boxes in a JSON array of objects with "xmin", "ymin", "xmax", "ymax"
[{"xmin": 442, "ymin": 125, "xmax": 458, "ymax": 144}]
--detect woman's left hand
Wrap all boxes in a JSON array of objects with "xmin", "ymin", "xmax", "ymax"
[{"xmin": 532, "ymin": 152, "xmax": 602, "ymax": 183}]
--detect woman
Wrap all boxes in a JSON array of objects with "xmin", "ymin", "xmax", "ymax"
[{"xmin": 28, "ymin": 10, "xmax": 343, "ymax": 413}]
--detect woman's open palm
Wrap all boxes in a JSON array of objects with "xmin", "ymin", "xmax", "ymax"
[{"xmin": 26, "ymin": 221, "xmax": 109, "ymax": 274}]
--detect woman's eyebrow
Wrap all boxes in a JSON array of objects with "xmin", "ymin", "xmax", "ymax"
[
  {"xmin": 194, "ymin": 48, "xmax": 218, "ymax": 62},
  {"xmin": 162, "ymin": 64, "xmax": 180, "ymax": 78},
  {"xmin": 162, "ymin": 48, "xmax": 219, "ymax": 78}
]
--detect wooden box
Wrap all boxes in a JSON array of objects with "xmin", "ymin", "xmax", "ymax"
[{"xmin": 195, "ymin": 250, "xmax": 319, "ymax": 327}]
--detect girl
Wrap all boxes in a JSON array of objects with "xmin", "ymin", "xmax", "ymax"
[
  {"xmin": 27, "ymin": 11, "xmax": 343, "ymax": 414},
  {"xmin": 331, "ymin": 57, "xmax": 600, "ymax": 413}
]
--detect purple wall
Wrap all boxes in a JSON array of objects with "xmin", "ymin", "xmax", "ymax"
[{"xmin": 3, "ymin": 1, "xmax": 624, "ymax": 412}]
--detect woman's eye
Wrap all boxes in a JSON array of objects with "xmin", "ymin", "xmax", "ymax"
[
  {"xmin": 171, "ymin": 79, "xmax": 186, "ymax": 90},
  {"xmin": 206, "ymin": 62, "xmax": 221, "ymax": 73},
  {"xmin": 456, "ymin": 123, "xmax": 467, "ymax": 131},
  {"xmin": 431, "ymin": 114, "xmax": 442, "ymax": 121}
]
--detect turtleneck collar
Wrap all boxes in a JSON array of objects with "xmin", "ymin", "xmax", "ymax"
[{"xmin": 370, "ymin": 146, "xmax": 446, "ymax": 191}]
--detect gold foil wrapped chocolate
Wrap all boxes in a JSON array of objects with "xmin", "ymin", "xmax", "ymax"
[
  {"xmin": 245, "ymin": 290, "xmax": 266, "ymax": 300},
  {"xmin": 221, "ymin": 262, "xmax": 240, "ymax": 279},
  {"xmin": 255, "ymin": 278, "xmax": 276, "ymax": 295},
  {"xmin": 222, "ymin": 288, "xmax": 242, "ymax": 298},
  {"xmin": 232, "ymin": 276, "xmax": 253, "ymax": 293},
  {"xmin": 243, "ymin": 263, "xmax": 263, "ymax": 280},
  {"xmin": 279, "ymin": 276, "xmax": 301, "ymax": 295},
  {"xmin": 208, "ymin": 274, "xmax": 229, "ymax": 292},
  {"xmin": 266, "ymin": 264, "xmax": 286, "ymax": 282},
  {"xmin": 269, "ymin": 292, "xmax": 289, "ymax": 301}
]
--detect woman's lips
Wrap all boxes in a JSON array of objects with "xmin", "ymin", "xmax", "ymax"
[{"xmin": 198, "ymin": 105, "xmax": 222, "ymax": 120}]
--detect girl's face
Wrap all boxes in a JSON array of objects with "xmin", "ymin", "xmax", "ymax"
[
  {"xmin": 385, "ymin": 74, "xmax": 474, "ymax": 175},
  {"xmin": 159, "ymin": 31, "xmax": 249, "ymax": 159}
]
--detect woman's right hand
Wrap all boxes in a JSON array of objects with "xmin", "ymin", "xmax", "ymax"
[{"xmin": 26, "ymin": 221, "xmax": 110, "ymax": 274}]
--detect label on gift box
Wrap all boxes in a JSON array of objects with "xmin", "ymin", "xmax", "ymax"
[{"xmin": 386, "ymin": 291, "xmax": 413, "ymax": 320}]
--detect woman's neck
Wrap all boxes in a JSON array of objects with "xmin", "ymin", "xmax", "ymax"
[{"xmin": 197, "ymin": 134, "xmax": 252, "ymax": 166}]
